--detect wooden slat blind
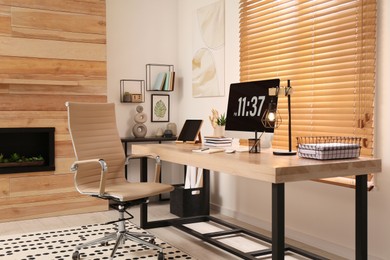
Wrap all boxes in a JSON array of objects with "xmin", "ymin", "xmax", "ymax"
[{"xmin": 239, "ymin": 0, "xmax": 377, "ymax": 188}]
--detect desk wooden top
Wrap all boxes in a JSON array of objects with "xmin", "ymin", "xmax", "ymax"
[{"xmin": 133, "ymin": 143, "xmax": 381, "ymax": 184}]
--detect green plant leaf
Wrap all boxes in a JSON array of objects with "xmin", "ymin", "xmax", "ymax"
[
  {"xmin": 154, "ymin": 100, "xmax": 167, "ymax": 119},
  {"xmin": 217, "ymin": 113, "xmax": 226, "ymax": 126}
]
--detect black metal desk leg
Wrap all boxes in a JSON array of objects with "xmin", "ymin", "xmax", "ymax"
[
  {"xmin": 356, "ymin": 174, "xmax": 368, "ymax": 260},
  {"xmin": 123, "ymin": 142, "xmax": 128, "ymax": 179},
  {"xmin": 140, "ymin": 157, "xmax": 148, "ymax": 228},
  {"xmin": 272, "ymin": 183, "xmax": 285, "ymax": 260}
]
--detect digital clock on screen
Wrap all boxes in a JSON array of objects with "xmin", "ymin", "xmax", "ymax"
[{"xmin": 235, "ymin": 96, "xmax": 266, "ymax": 117}]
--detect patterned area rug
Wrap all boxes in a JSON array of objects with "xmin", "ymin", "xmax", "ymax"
[{"xmin": 0, "ymin": 222, "xmax": 194, "ymax": 260}]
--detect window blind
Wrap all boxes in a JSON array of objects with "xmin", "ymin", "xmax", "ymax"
[{"xmin": 239, "ymin": 0, "xmax": 377, "ymax": 188}]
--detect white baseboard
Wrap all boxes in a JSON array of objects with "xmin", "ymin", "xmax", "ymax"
[{"xmin": 210, "ymin": 203, "xmax": 381, "ymax": 260}]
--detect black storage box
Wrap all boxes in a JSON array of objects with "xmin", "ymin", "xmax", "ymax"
[{"xmin": 170, "ymin": 184, "xmax": 210, "ymax": 217}]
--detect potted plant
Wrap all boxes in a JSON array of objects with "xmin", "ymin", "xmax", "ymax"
[{"xmin": 209, "ymin": 109, "xmax": 226, "ymax": 137}]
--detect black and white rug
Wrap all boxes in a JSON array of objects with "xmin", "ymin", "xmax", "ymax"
[{"xmin": 0, "ymin": 222, "xmax": 194, "ymax": 259}]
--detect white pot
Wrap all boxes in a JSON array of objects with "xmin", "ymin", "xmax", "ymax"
[{"xmin": 213, "ymin": 125, "xmax": 225, "ymax": 137}]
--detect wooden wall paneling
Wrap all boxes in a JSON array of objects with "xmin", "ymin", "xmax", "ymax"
[
  {"xmin": 55, "ymin": 158, "xmax": 76, "ymax": 174},
  {"xmin": 0, "ymin": 0, "xmax": 106, "ymax": 16},
  {"xmin": 0, "ymin": 111, "xmax": 67, "ymax": 125},
  {"xmin": 0, "ymin": 84, "xmax": 8, "ymax": 93},
  {"xmin": 11, "ymin": 7, "xmax": 106, "ymax": 35},
  {"xmin": 8, "ymin": 83, "xmax": 107, "ymax": 96},
  {"xmin": 0, "ymin": 56, "xmax": 106, "ymax": 81},
  {"xmin": 0, "ymin": 36, "xmax": 106, "ymax": 61},
  {"xmin": 12, "ymin": 27, "xmax": 106, "ymax": 43},
  {"xmin": 55, "ymin": 140, "xmax": 75, "ymax": 158},
  {"xmin": 0, "ymin": 178, "xmax": 9, "ymax": 198},
  {"xmin": 0, "ymin": 0, "xmax": 107, "ymax": 222},
  {"xmin": 0, "ymin": 171, "xmax": 52, "ymax": 179},
  {"xmin": 0, "ymin": 193, "xmax": 108, "ymax": 222},
  {"xmin": 1, "ymin": 80, "xmax": 107, "ymax": 97},
  {"xmin": 0, "ymin": 94, "xmax": 107, "ymax": 111},
  {"xmin": 1, "ymin": 79, "xmax": 77, "ymax": 86},
  {"xmin": 9, "ymin": 173, "xmax": 75, "ymax": 197},
  {"xmin": 0, "ymin": 5, "xmax": 11, "ymax": 35}
]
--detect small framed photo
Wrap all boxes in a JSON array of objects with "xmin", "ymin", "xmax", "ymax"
[{"xmin": 151, "ymin": 94, "xmax": 170, "ymax": 122}]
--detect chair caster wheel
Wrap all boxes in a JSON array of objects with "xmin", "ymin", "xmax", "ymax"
[
  {"xmin": 100, "ymin": 233, "xmax": 109, "ymax": 246},
  {"xmin": 158, "ymin": 251, "xmax": 164, "ymax": 260},
  {"xmin": 72, "ymin": 251, "xmax": 80, "ymax": 260}
]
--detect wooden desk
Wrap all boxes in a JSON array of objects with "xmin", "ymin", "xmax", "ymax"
[
  {"xmin": 133, "ymin": 143, "xmax": 381, "ymax": 260},
  {"xmin": 121, "ymin": 136, "xmax": 177, "ymax": 157}
]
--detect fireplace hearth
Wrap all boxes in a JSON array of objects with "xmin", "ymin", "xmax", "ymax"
[{"xmin": 0, "ymin": 127, "xmax": 55, "ymax": 174}]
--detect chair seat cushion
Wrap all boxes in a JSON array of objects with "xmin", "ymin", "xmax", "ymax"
[
  {"xmin": 107, "ymin": 181, "xmax": 174, "ymax": 201},
  {"xmin": 80, "ymin": 180, "xmax": 174, "ymax": 201}
]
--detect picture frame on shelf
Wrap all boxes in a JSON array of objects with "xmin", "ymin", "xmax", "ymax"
[{"xmin": 151, "ymin": 94, "xmax": 170, "ymax": 122}]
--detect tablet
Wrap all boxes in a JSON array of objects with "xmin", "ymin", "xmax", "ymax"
[{"xmin": 177, "ymin": 119, "xmax": 203, "ymax": 142}]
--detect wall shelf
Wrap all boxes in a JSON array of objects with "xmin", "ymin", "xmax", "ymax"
[
  {"xmin": 146, "ymin": 63, "xmax": 175, "ymax": 91},
  {"xmin": 120, "ymin": 79, "xmax": 145, "ymax": 103}
]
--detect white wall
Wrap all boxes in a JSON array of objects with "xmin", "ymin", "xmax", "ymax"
[
  {"xmin": 107, "ymin": 1, "xmax": 390, "ymax": 259},
  {"xmin": 106, "ymin": 0, "xmax": 179, "ymax": 138},
  {"xmin": 106, "ymin": 0, "xmax": 183, "ymax": 185}
]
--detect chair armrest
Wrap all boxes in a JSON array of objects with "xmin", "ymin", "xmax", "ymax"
[
  {"xmin": 70, "ymin": 159, "xmax": 107, "ymax": 196},
  {"xmin": 126, "ymin": 153, "xmax": 161, "ymax": 183}
]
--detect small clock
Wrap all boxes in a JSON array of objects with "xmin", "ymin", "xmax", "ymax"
[
  {"xmin": 131, "ymin": 94, "xmax": 143, "ymax": 103},
  {"xmin": 234, "ymin": 95, "xmax": 267, "ymax": 117}
]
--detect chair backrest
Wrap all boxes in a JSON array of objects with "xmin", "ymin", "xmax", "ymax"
[{"xmin": 66, "ymin": 102, "xmax": 126, "ymax": 187}]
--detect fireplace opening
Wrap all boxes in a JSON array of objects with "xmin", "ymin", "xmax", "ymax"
[{"xmin": 0, "ymin": 127, "xmax": 55, "ymax": 174}]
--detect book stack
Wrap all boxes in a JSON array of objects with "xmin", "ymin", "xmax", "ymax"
[
  {"xmin": 204, "ymin": 136, "xmax": 233, "ymax": 147},
  {"xmin": 152, "ymin": 71, "xmax": 175, "ymax": 91}
]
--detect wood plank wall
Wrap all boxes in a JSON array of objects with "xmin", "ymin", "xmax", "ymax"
[{"xmin": 0, "ymin": 0, "xmax": 108, "ymax": 222}]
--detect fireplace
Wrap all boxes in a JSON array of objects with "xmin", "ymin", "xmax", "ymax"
[{"xmin": 0, "ymin": 127, "xmax": 55, "ymax": 174}]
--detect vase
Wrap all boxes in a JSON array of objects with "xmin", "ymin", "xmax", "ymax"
[{"xmin": 213, "ymin": 125, "xmax": 225, "ymax": 137}]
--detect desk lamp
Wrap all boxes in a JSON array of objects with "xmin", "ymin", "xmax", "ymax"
[
  {"xmin": 261, "ymin": 99, "xmax": 281, "ymax": 129},
  {"xmin": 263, "ymin": 80, "xmax": 297, "ymax": 156}
]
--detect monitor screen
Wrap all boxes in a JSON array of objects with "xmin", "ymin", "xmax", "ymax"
[{"xmin": 225, "ymin": 78, "xmax": 280, "ymax": 133}]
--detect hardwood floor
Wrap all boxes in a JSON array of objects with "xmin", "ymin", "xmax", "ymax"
[{"xmin": 0, "ymin": 201, "xmax": 345, "ymax": 260}]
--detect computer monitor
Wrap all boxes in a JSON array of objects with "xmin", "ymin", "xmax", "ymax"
[{"xmin": 225, "ymin": 78, "xmax": 280, "ymax": 133}]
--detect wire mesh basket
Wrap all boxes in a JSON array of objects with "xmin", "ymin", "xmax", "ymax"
[{"xmin": 296, "ymin": 136, "xmax": 361, "ymax": 160}]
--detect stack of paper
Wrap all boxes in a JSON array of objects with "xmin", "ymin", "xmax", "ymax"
[
  {"xmin": 204, "ymin": 136, "xmax": 233, "ymax": 147},
  {"xmin": 184, "ymin": 166, "xmax": 203, "ymax": 194}
]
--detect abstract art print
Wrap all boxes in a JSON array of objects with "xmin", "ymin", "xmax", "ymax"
[{"xmin": 192, "ymin": 0, "xmax": 225, "ymax": 97}]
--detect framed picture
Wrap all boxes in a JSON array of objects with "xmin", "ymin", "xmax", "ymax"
[{"xmin": 151, "ymin": 94, "xmax": 170, "ymax": 122}]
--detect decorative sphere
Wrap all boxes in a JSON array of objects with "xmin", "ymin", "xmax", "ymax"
[
  {"xmin": 136, "ymin": 105, "xmax": 144, "ymax": 113},
  {"xmin": 132, "ymin": 123, "xmax": 147, "ymax": 137},
  {"xmin": 134, "ymin": 113, "xmax": 147, "ymax": 123}
]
